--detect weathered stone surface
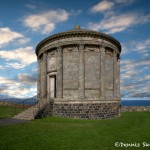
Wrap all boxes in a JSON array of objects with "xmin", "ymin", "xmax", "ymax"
[
  {"xmin": 37, "ymin": 59, "xmax": 41, "ymax": 98},
  {"xmin": 85, "ymin": 48, "xmax": 100, "ymax": 90},
  {"xmin": 40, "ymin": 100, "xmax": 120, "ymax": 119},
  {"xmin": 36, "ymin": 27, "xmax": 121, "ymax": 120},
  {"xmin": 100, "ymin": 47, "xmax": 106, "ymax": 98},
  {"xmin": 40, "ymin": 52, "xmax": 47, "ymax": 98},
  {"xmin": 63, "ymin": 47, "xmax": 79, "ymax": 90},
  {"xmin": 56, "ymin": 47, "xmax": 63, "ymax": 98},
  {"xmin": 105, "ymin": 51, "xmax": 113, "ymax": 98},
  {"xmin": 121, "ymin": 106, "xmax": 150, "ymax": 112},
  {"xmin": 79, "ymin": 44, "xmax": 85, "ymax": 99}
]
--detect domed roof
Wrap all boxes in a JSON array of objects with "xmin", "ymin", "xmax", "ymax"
[{"xmin": 35, "ymin": 26, "xmax": 121, "ymax": 55}]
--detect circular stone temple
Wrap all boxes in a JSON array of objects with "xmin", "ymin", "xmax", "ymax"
[{"xmin": 35, "ymin": 26, "xmax": 121, "ymax": 119}]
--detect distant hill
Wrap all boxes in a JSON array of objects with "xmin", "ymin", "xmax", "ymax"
[{"xmin": 0, "ymin": 95, "xmax": 37, "ymax": 104}]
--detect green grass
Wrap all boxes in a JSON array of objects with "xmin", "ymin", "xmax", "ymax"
[
  {"xmin": 0, "ymin": 105, "xmax": 22, "ymax": 118},
  {"xmin": 0, "ymin": 108, "xmax": 150, "ymax": 150}
]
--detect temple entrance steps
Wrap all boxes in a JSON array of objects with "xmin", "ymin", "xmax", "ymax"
[{"xmin": 13, "ymin": 98, "xmax": 48, "ymax": 120}]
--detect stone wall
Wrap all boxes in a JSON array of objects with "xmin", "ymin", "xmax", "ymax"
[
  {"xmin": 63, "ymin": 46, "xmax": 79, "ymax": 98},
  {"xmin": 38, "ymin": 40, "xmax": 120, "ymax": 101},
  {"xmin": 84, "ymin": 47, "xmax": 100, "ymax": 92},
  {"xmin": 0, "ymin": 101, "xmax": 14, "ymax": 106},
  {"xmin": 121, "ymin": 106, "xmax": 150, "ymax": 112},
  {"xmin": 52, "ymin": 45, "xmax": 119, "ymax": 99},
  {"xmin": 39, "ymin": 100, "xmax": 120, "ymax": 120},
  {"xmin": 105, "ymin": 51, "xmax": 113, "ymax": 98},
  {"xmin": 36, "ymin": 101, "xmax": 150, "ymax": 119}
]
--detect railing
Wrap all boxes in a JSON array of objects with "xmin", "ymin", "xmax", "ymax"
[
  {"xmin": 14, "ymin": 90, "xmax": 56, "ymax": 116},
  {"xmin": 14, "ymin": 97, "xmax": 37, "ymax": 115},
  {"xmin": 34, "ymin": 90, "xmax": 56, "ymax": 118}
]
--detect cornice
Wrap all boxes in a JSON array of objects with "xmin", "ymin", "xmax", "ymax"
[{"xmin": 35, "ymin": 29, "xmax": 121, "ymax": 55}]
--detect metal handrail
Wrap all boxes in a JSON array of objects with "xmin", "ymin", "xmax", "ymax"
[
  {"xmin": 35, "ymin": 90, "xmax": 56, "ymax": 104},
  {"xmin": 33, "ymin": 90, "xmax": 56, "ymax": 118},
  {"xmin": 14, "ymin": 90, "xmax": 56, "ymax": 116},
  {"xmin": 14, "ymin": 96, "xmax": 37, "ymax": 115}
]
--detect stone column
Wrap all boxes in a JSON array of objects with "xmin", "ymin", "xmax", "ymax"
[
  {"xmin": 79, "ymin": 44, "xmax": 85, "ymax": 99},
  {"xmin": 37, "ymin": 58, "xmax": 41, "ymax": 99},
  {"xmin": 113, "ymin": 51, "xmax": 117, "ymax": 98},
  {"xmin": 56, "ymin": 47, "xmax": 63, "ymax": 98},
  {"xmin": 42, "ymin": 52, "xmax": 47, "ymax": 98},
  {"xmin": 117, "ymin": 58, "xmax": 120, "ymax": 98},
  {"xmin": 100, "ymin": 46, "xmax": 105, "ymax": 98}
]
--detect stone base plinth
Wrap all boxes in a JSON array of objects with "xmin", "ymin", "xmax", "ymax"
[{"xmin": 40, "ymin": 99, "xmax": 121, "ymax": 120}]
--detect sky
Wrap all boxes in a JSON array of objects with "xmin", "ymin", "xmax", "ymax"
[{"xmin": 0, "ymin": 0, "xmax": 150, "ymax": 99}]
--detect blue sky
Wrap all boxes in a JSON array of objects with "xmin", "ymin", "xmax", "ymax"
[{"xmin": 0, "ymin": 0, "xmax": 150, "ymax": 99}]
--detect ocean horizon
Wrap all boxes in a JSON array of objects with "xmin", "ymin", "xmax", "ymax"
[
  {"xmin": 0, "ymin": 97, "xmax": 150, "ymax": 106},
  {"xmin": 121, "ymin": 99, "xmax": 150, "ymax": 106}
]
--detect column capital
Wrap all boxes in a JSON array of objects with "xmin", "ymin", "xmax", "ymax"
[
  {"xmin": 44, "ymin": 51, "xmax": 47, "ymax": 54},
  {"xmin": 100, "ymin": 46, "xmax": 105, "ymax": 52},
  {"xmin": 113, "ymin": 50, "xmax": 117, "ymax": 57},
  {"xmin": 79, "ymin": 43, "xmax": 84, "ymax": 49},
  {"xmin": 37, "ymin": 58, "xmax": 40, "ymax": 62},
  {"xmin": 57, "ymin": 46, "xmax": 63, "ymax": 52},
  {"xmin": 43, "ymin": 52, "xmax": 47, "ymax": 59},
  {"xmin": 118, "ymin": 55, "xmax": 121, "ymax": 60}
]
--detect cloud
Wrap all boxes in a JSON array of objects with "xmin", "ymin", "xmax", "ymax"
[
  {"xmin": 91, "ymin": 1, "xmax": 114, "ymax": 13},
  {"xmin": 131, "ymin": 92, "xmax": 150, "ymax": 97},
  {"xmin": 121, "ymin": 43, "xmax": 128, "ymax": 55},
  {"xmin": 0, "ymin": 27, "xmax": 29, "ymax": 47},
  {"xmin": 0, "ymin": 65, "xmax": 5, "ymax": 70},
  {"xmin": 134, "ymin": 39, "xmax": 150, "ymax": 54},
  {"xmin": 26, "ymin": 4, "xmax": 37, "ymax": 9},
  {"xmin": 5, "ymin": 62, "xmax": 26, "ymax": 69},
  {"xmin": 88, "ymin": 13, "xmax": 150, "ymax": 34},
  {"xmin": 0, "ymin": 75, "xmax": 37, "ymax": 98},
  {"xmin": 18, "ymin": 74, "xmax": 37, "ymax": 84},
  {"xmin": 115, "ymin": 0, "xmax": 134, "ymax": 4},
  {"xmin": 89, "ymin": 0, "xmax": 150, "ymax": 34},
  {"xmin": 0, "ymin": 76, "xmax": 15, "ymax": 85},
  {"xmin": 120, "ymin": 38, "xmax": 150, "ymax": 61},
  {"xmin": 91, "ymin": 0, "xmax": 134, "ymax": 14},
  {"xmin": 23, "ymin": 9, "xmax": 69, "ymax": 34},
  {"xmin": 120, "ymin": 58, "xmax": 150, "ymax": 98},
  {"xmin": 0, "ymin": 47, "xmax": 36, "ymax": 68},
  {"xmin": 121, "ymin": 76, "xmax": 150, "ymax": 98},
  {"xmin": 16, "ymin": 38, "xmax": 30, "ymax": 45},
  {"xmin": 1, "ymin": 87, "xmax": 37, "ymax": 98},
  {"xmin": 121, "ymin": 59, "xmax": 150, "ymax": 72},
  {"xmin": 122, "ymin": 70, "xmax": 137, "ymax": 79},
  {"xmin": 70, "ymin": 9, "xmax": 82, "ymax": 16}
]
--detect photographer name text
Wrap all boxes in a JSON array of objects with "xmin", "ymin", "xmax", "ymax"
[{"xmin": 115, "ymin": 142, "xmax": 150, "ymax": 148}]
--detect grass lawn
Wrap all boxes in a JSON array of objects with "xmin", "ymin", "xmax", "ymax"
[
  {"xmin": 0, "ymin": 105, "xmax": 22, "ymax": 118},
  {"xmin": 0, "ymin": 110, "xmax": 150, "ymax": 150}
]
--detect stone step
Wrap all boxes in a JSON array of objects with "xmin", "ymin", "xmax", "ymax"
[
  {"xmin": 13, "ymin": 99, "xmax": 48, "ymax": 120},
  {"xmin": 14, "ymin": 116, "xmax": 31, "ymax": 119},
  {"xmin": 14, "ymin": 114, "xmax": 34, "ymax": 118}
]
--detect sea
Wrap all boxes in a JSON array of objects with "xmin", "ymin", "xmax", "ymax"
[
  {"xmin": 121, "ymin": 98, "xmax": 150, "ymax": 106},
  {"xmin": 1, "ymin": 97, "xmax": 150, "ymax": 106}
]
